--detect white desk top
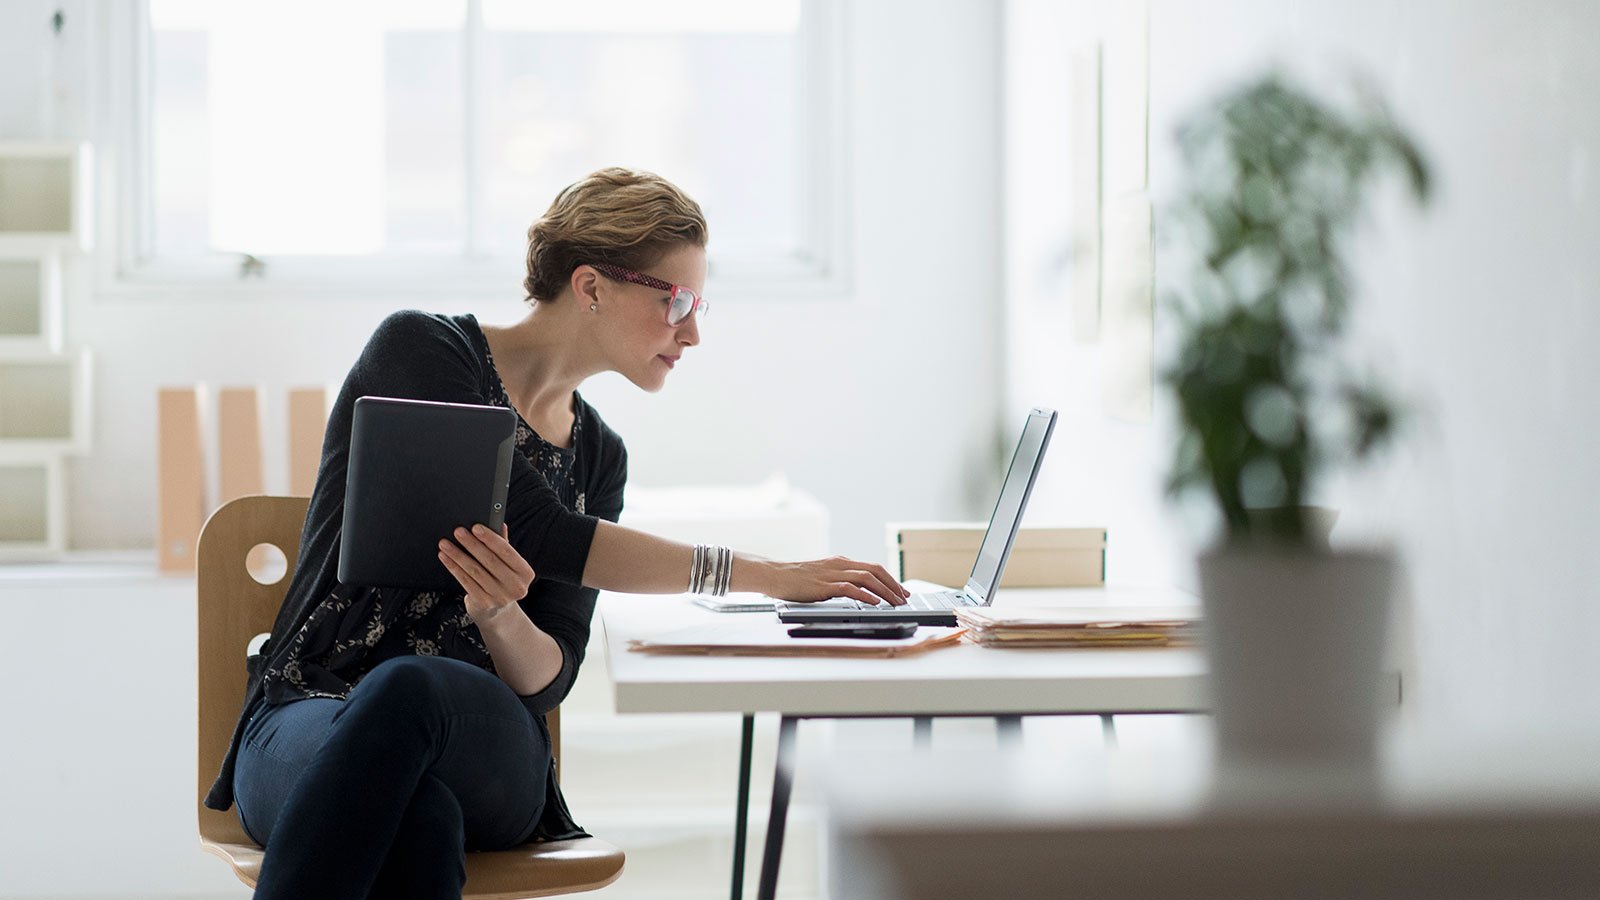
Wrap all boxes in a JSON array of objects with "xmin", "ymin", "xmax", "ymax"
[
  {"xmin": 821, "ymin": 735, "xmax": 1600, "ymax": 900},
  {"xmin": 599, "ymin": 584, "xmax": 1211, "ymax": 716}
]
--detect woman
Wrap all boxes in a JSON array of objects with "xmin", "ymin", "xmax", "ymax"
[{"xmin": 204, "ymin": 167, "xmax": 908, "ymax": 900}]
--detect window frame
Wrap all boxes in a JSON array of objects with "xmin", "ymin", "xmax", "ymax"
[{"xmin": 94, "ymin": 0, "xmax": 850, "ymax": 302}]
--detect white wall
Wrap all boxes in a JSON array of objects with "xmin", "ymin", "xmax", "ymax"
[
  {"xmin": 1005, "ymin": 0, "xmax": 1600, "ymax": 734},
  {"xmin": 0, "ymin": 0, "xmax": 1004, "ymax": 565},
  {"xmin": 1001, "ymin": 1, "xmax": 1191, "ymax": 597}
]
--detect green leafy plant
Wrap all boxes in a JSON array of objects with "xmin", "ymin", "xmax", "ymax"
[{"xmin": 1163, "ymin": 73, "xmax": 1431, "ymax": 545}]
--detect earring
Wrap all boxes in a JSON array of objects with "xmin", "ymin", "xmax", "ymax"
[{"xmin": 589, "ymin": 303, "xmax": 598, "ymax": 312}]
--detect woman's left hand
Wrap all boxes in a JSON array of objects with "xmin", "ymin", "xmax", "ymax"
[{"xmin": 438, "ymin": 523, "xmax": 536, "ymax": 627}]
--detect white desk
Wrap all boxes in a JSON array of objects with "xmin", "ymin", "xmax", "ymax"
[
  {"xmin": 602, "ymin": 584, "xmax": 1204, "ymax": 900},
  {"xmin": 602, "ymin": 585, "xmax": 1209, "ymax": 718},
  {"xmin": 823, "ymin": 736, "xmax": 1600, "ymax": 900}
]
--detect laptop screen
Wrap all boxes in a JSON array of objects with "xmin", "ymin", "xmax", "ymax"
[{"xmin": 966, "ymin": 408, "xmax": 1056, "ymax": 600}]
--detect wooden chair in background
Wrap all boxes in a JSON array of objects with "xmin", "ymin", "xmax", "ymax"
[{"xmin": 196, "ymin": 495, "xmax": 625, "ymax": 898}]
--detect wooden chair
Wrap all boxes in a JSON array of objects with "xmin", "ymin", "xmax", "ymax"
[{"xmin": 197, "ymin": 495, "xmax": 625, "ymax": 899}]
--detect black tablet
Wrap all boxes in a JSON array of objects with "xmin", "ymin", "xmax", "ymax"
[{"xmin": 337, "ymin": 396, "xmax": 518, "ymax": 592}]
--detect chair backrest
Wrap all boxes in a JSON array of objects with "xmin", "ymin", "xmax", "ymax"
[
  {"xmin": 196, "ymin": 495, "xmax": 562, "ymax": 846},
  {"xmin": 891, "ymin": 523, "xmax": 1108, "ymax": 588},
  {"xmin": 196, "ymin": 495, "xmax": 310, "ymax": 845}
]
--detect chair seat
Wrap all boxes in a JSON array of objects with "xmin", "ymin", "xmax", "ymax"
[{"xmin": 201, "ymin": 836, "xmax": 625, "ymax": 899}]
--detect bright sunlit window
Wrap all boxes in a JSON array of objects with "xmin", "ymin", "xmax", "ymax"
[{"xmin": 140, "ymin": 0, "xmax": 826, "ymax": 287}]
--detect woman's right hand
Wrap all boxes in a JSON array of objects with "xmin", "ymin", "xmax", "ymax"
[{"xmin": 749, "ymin": 556, "xmax": 911, "ymax": 606}]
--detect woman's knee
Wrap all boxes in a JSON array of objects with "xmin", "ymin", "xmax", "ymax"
[
  {"xmin": 346, "ymin": 655, "xmax": 516, "ymax": 726},
  {"xmin": 353, "ymin": 656, "xmax": 466, "ymax": 707}
]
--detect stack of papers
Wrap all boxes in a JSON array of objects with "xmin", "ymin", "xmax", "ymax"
[
  {"xmin": 628, "ymin": 622, "xmax": 966, "ymax": 657},
  {"xmin": 953, "ymin": 606, "xmax": 1200, "ymax": 648}
]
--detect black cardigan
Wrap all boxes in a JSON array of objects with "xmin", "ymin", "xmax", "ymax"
[{"xmin": 204, "ymin": 310, "xmax": 628, "ymax": 841}]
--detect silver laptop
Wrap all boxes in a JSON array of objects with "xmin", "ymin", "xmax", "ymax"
[{"xmin": 778, "ymin": 407, "xmax": 1057, "ymax": 626}]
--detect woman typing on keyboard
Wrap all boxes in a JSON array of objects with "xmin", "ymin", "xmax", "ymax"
[{"xmin": 207, "ymin": 168, "xmax": 908, "ymax": 900}]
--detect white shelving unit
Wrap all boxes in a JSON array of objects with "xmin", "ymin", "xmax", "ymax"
[
  {"xmin": 0, "ymin": 141, "xmax": 93, "ymax": 559},
  {"xmin": 0, "ymin": 142, "xmax": 93, "ymax": 252},
  {"xmin": 0, "ymin": 456, "xmax": 65, "ymax": 557},
  {"xmin": 0, "ymin": 249, "xmax": 63, "ymax": 351},
  {"xmin": 0, "ymin": 348, "xmax": 92, "ymax": 453}
]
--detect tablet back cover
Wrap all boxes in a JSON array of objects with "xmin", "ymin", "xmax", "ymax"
[{"xmin": 339, "ymin": 396, "xmax": 517, "ymax": 591}]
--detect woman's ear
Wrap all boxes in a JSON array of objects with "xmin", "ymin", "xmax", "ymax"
[{"xmin": 571, "ymin": 265, "xmax": 601, "ymax": 309}]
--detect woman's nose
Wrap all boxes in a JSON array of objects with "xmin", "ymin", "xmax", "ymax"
[{"xmin": 677, "ymin": 313, "xmax": 701, "ymax": 346}]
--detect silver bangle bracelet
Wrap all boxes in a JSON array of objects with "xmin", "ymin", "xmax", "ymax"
[
  {"xmin": 690, "ymin": 543, "xmax": 708, "ymax": 595},
  {"xmin": 690, "ymin": 543, "xmax": 733, "ymax": 597},
  {"xmin": 714, "ymin": 545, "xmax": 732, "ymax": 596}
]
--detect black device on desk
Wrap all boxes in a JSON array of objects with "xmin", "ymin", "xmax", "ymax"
[
  {"xmin": 787, "ymin": 622, "xmax": 917, "ymax": 639},
  {"xmin": 338, "ymin": 396, "xmax": 517, "ymax": 592}
]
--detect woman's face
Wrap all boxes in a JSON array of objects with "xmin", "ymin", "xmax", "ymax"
[{"xmin": 592, "ymin": 243, "xmax": 707, "ymax": 392}]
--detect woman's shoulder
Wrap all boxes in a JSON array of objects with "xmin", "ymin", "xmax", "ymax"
[
  {"xmin": 369, "ymin": 309, "xmax": 477, "ymax": 346},
  {"xmin": 350, "ymin": 311, "xmax": 490, "ymax": 399}
]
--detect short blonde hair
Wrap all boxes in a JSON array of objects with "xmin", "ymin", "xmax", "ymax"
[{"xmin": 524, "ymin": 167, "xmax": 708, "ymax": 303}]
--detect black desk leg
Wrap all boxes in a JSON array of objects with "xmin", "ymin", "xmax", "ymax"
[
  {"xmin": 1100, "ymin": 713, "xmax": 1118, "ymax": 748},
  {"xmin": 755, "ymin": 716, "xmax": 799, "ymax": 900},
  {"xmin": 731, "ymin": 713, "xmax": 755, "ymax": 900},
  {"xmin": 912, "ymin": 716, "xmax": 933, "ymax": 750},
  {"xmin": 996, "ymin": 714, "xmax": 1023, "ymax": 748}
]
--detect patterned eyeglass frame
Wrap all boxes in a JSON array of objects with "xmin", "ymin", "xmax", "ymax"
[{"xmin": 588, "ymin": 262, "xmax": 708, "ymax": 326}]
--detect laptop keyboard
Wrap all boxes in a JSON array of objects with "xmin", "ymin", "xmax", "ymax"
[{"xmin": 854, "ymin": 589, "xmax": 967, "ymax": 611}]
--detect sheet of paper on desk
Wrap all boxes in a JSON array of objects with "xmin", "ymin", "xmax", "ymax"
[
  {"xmin": 627, "ymin": 622, "xmax": 966, "ymax": 657},
  {"xmin": 692, "ymin": 593, "xmax": 778, "ymax": 613}
]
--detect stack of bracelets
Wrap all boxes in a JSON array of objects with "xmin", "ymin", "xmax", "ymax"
[{"xmin": 689, "ymin": 544, "xmax": 734, "ymax": 596}]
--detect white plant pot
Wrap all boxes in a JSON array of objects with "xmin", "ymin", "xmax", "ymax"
[{"xmin": 1200, "ymin": 546, "xmax": 1395, "ymax": 771}]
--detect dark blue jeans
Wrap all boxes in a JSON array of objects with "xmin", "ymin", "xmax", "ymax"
[{"xmin": 234, "ymin": 655, "xmax": 550, "ymax": 900}]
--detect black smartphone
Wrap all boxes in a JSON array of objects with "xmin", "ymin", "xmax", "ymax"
[{"xmin": 786, "ymin": 622, "xmax": 917, "ymax": 640}]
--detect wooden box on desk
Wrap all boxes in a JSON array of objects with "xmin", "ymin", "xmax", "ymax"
[{"xmin": 887, "ymin": 523, "xmax": 1106, "ymax": 587}]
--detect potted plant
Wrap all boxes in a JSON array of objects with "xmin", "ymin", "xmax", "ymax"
[{"xmin": 1162, "ymin": 73, "xmax": 1430, "ymax": 773}]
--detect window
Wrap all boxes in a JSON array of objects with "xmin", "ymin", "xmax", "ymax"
[{"xmin": 123, "ymin": 0, "xmax": 844, "ymax": 294}]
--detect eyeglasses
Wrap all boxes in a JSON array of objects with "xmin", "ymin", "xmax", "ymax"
[{"xmin": 588, "ymin": 263, "xmax": 708, "ymax": 326}]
